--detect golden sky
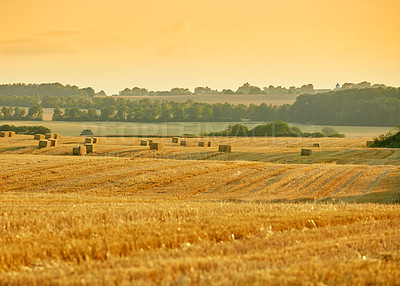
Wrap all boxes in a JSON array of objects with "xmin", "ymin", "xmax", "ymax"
[{"xmin": 1, "ymin": 0, "xmax": 399, "ymax": 94}]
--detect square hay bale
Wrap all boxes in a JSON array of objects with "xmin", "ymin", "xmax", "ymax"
[
  {"xmin": 34, "ymin": 134, "xmax": 45, "ymax": 140},
  {"xmin": 219, "ymin": 145, "xmax": 232, "ymax": 153},
  {"xmin": 198, "ymin": 141, "xmax": 205, "ymax": 147},
  {"xmin": 180, "ymin": 140, "xmax": 189, "ymax": 146},
  {"xmin": 53, "ymin": 134, "xmax": 61, "ymax": 140},
  {"xmin": 0, "ymin": 131, "xmax": 10, "ymax": 137},
  {"xmin": 45, "ymin": 133, "xmax": 55, "ymax": 139},
  {"xmin": 92, "ymin": 137, "xmax": 99, "ymax": 144},
  {"xmin": 73, "ymin": 146, "xmax": 86, "ymax": 156},
  {"xmin": 140, "ymin": 140, "xmax": 149, "ymax": 146},
  {"xmin": 50, "ymin": 139, "xmax": 57, "ymax": 147},
  {"xmin": 150, "ymin": 142, "xmax": 163, "ymax": 150},
  {"xmin": 38, "ymin": 140, "xmax": 50, "ymax": 148},
  {"xmin": 8, "ymin": 131, "xmax": 15, "ymax": 137},
  {"xmin": 172, "ymin": 137, "xmax": 179, "ymax": 143},
  {"xmin": 301, "ymin": 149, "xmax": 312, "ymax": 156},
  {"xmin": 207, "ymin": 141, "xmax": 213, "ymax": 147},
  {"xmin": 85, "ymin": 137, "xmax": 93, "ymax": 144},
  {"xmin": 85, "ymin": 143, "xmax": 95, "ymax": 153},
  {"xmin": 313, "ymin": 143, "xmax": 321, "ymax": 148},
  {"xmin": 366, "ymin": 141, "xmax": 374, "ymax": 147}
]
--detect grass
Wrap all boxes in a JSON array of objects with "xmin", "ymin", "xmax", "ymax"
[{"xmin": 0, "ymin": 135, "xmax": 399, "ymax": 284}]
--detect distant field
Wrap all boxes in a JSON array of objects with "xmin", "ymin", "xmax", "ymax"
[
  {"xmin": 102, "ymin": 93, "xmax": 299, "ymax": 105},
  {"xmin": 0, "ymin": 135, "xmax": 399, "ymax": 285},
  {"xmin": 0, "ymin": 119, "xmax": 394, "ymax": 138}
]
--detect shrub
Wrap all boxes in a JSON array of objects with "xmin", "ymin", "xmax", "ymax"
[{"xmin": 0, "ymin": 124, "xmax": 51, "ymax": 135}]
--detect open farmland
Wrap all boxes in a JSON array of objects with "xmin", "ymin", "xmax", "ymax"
[{"xmin": 1, "ymin": 135, "xmax": 400, "ymax": 285}]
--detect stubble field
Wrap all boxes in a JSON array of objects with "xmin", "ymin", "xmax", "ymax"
[{"xmin": 0, "ymin": 135, "xmax": 399, "ymax": 285}]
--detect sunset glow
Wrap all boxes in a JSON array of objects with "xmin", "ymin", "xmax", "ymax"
[{"xmin": 1, "ymin": 0, "xmax": 399, "ymax": 93}]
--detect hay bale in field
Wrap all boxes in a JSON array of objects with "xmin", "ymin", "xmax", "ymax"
[
  {"xmin": 34, "ymin": 134, "xmax": 45, "ymax": 140},
  {"xmin": 73, "ymin": 146, "xmax": 86, "ymax": 156},
  {"xmin": 198, "ymin": 141, "xmax": 205, "ymax": 147},
  {"xmin": 8, "ymin": 131, "xmax": 15, "ymax": 137},
  {"xmin": 150, "ymin": 142, "xmax": 163, "ymax": 150},
  {"xmin": 85, "ymin": 143, "xmax": 95, "ymax": 153},
  {"xmin": 38, "ymin": 140, "xmax": 50, "ymax": 148},
  {"xmin": 366, "ymin": 141, "xmax": 374, "ymax": 147},
  {"xmin": 92, "ymin": 137, "xmax": 99, "ymax": 144},
  {"xmin": 85, "ymin": 137, "xmax": 93, "ymax": 144},
  {"xmin": 172, "ymin": 137, "xmax": 179, "ymax": 143},
  {"xmin": 219, "ymin": 145, "xmax": 232, "ymax": 153},
  {"xmin": 180, "ymin": 140, "xmax": 189, "ymax": 146},
  {"xmin": 0, "ymin": 131, "xmax": 10, "ymax": 137},
  {"xmin": 45, "ymin": 133, "xmax": 55, "ymax": 139},
  {"xmin": 53, "ymin": 133, "xmax": 61, "ymax": 140},
  {"xmin": 207, "ymin": 141, "xmax": 213, "ymax": 147},
  {"xmin": 140, "ymin": 140, "xmax": 149, "ymax": 146},
  {"xmin": 301, "ymin": 149, "xmax": 312, "ymax": 156},
  {"xmin": 313, "ymin": 143, "xmax": 321, "ymax": 148},
  {"xmin": 50, "ymin": 139, "xmax": 57, "ymax": 147}
]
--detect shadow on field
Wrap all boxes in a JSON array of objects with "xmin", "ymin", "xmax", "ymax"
[
  {"xmin": 221, "ymin": 189, "xmax": 400, "ymax": 205},
  {"xmin": 290, "ymin": 189, "xmax": 400, "ymax": 204}
]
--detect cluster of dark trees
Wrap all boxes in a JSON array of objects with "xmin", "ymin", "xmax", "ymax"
[
  {"xmin": 0, "ymin": 124, "xmax": 50, "ymax": 135},
  {"xmin": 205, "ymin": 122, "xmax": 344, "ymax": 137},
  {"xmin": 371, "ymin": 127, "xmax": 400, "ymax": 148},
  {"xmin": 0, "ymin": 105, "xmax": 44, "ymax": 121},
  {"xmin": 118, "ymin": 83, "xmax": 315, "ymax": 96},
  {"xmin": 290, "ymin": 88, "xmax": 400, "ymax": 126}
]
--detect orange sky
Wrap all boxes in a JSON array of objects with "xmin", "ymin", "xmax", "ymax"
[{"xmin": 1, "ymin": 0, "xmax": 399, "ymax": 94}]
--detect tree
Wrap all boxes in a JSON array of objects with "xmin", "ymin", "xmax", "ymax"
[
  {"xmin": 87, "ymin": 108, "xmax": 99, "ymax": 121},
  {"xmin": 236, "ymin": 83, "xmax": 262, "ymax": 94},
  {"xmin": 194, "ymin": 86, "xmax": 217, "ymax": 94},
  {"xmin": 119, "ymin": 88, "xmax": 132, "ymax": 96},
  {"xmin": 250, "ymin": 121, "xmax": 290, "ymax": 137},
  {"xmin": 100, "ymin": 106, "xmax": 116, "ymax": 121},
  {"xmin": 1, "ymin": 106, "xmax": 14, "ymax": 119},
  {"xmin": 13, "ymin": 107, "xmax": 27, "ymax": 120},
  {"xmin": 116, "ymin": 106, "xmax": 130, "ymax": 121},
  {"xmin": 27, "ymin": 104, "xmax": 43, "ymax": 120},
  {"xmin": 52, "ymin": 107, "xmax": 63, "ymax": 121},
  {"xmin": 229, "ymin": 124, "xmax": 249, "ymax": 136}
]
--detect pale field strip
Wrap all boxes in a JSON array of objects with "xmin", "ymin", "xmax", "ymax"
[
  {"xmin": 0, "ymin": 197, "xmax": 399, "ymax": 285},
  {"xmin": 4, "ymin": 135, "xmax": 400, "ymax": 165}
]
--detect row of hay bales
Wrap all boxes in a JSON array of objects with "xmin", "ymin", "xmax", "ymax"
[
  {"xmin": 72, "ymin": 137, "xmax": 99, "ymax": 155},
  {"xmin": 34, "ymin": 133, "xmax": 61, "ymax": 149},
  {"xmin": 0, "ymin": 131, "xmax": 16, "ymax": 137},
  {"xmin": 38, "ymin": 139, "xmax": 58, "ymax": 148},
  {"xmin": 172, "ymin": 137, "xmax": 214, "ymax": 147},
  {"xmin": 140, "ymin": 140, "xmax": 163, "ymax": 150}
]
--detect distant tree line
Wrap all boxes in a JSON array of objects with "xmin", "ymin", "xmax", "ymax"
[
  {"xmin": 0, "ymin": 105, "xmax": 43, "ymax": 121},
  {"xmin": 118, "ymin": 83, "xmax": 315, "ymax": 96},
  {"xmin": 51, "ymin": 88, "xmax": 400, "ymax": 126},
  {"xmin": 0, "ymin": 83, "xmax": 97, "ymax": 98},
  {"xmin": 205, "ymin": 122, "xmax": 345, "ymax": 137},
  {"xmin": 1, "ymin": 82, "xmax": 400, "ymax": 126}
]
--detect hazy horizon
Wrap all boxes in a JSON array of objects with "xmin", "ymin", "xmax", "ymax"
[{"xmin": 1, "ymin": 0, "xmax": 399, "ymax": 95}]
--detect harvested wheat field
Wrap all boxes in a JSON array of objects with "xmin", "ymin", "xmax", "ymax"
[{"xmin": 0, "ymin": 135, "xmax": 400, "ymax": 285}]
